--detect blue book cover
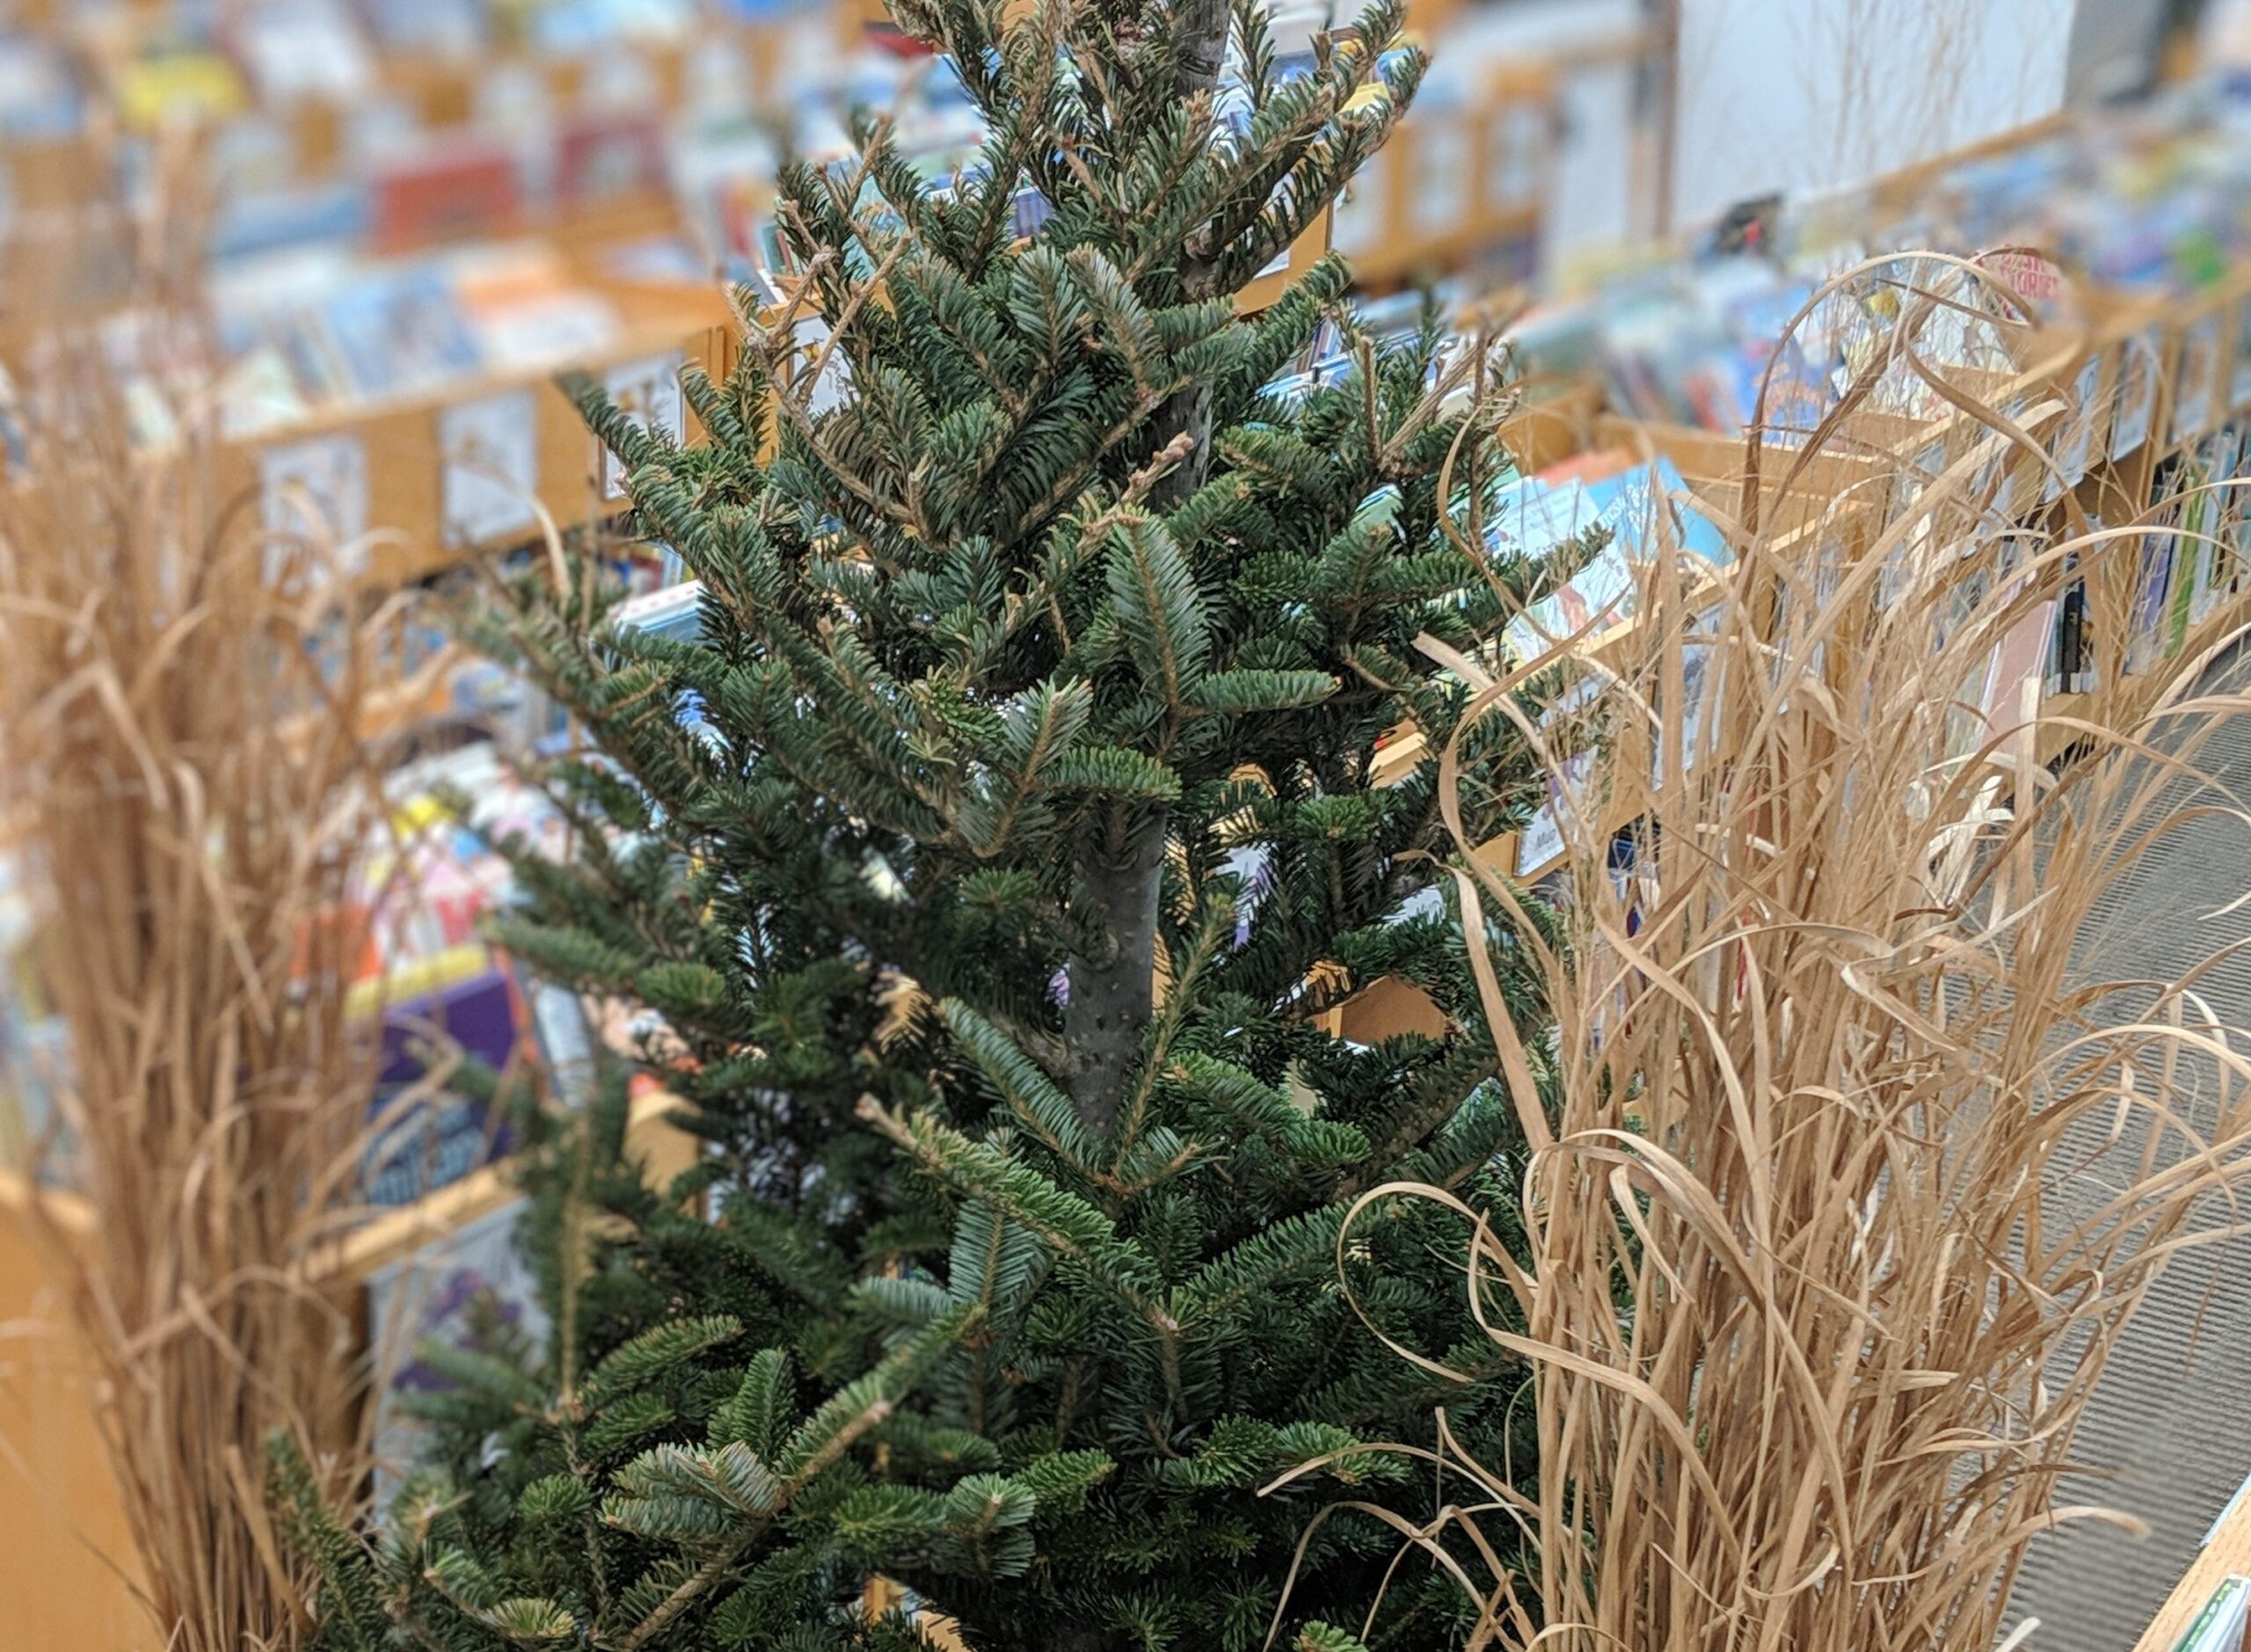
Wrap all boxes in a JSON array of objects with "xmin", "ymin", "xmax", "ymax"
[
  {"xmin": 324, "ymin": 270, "xmax": 483, "ymax": 400},
  {"xmin": 1583, "ymin": 456, "xmax": 1733, "ymax": 569}
]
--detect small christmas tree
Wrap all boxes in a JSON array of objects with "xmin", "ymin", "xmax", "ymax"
[{"xmin": 288, "ymin": 0, "xmax": 1563, "ymax": 1646}]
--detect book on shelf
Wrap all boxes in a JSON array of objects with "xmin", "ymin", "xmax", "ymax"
[
  {"xmin": 2169, "ymin": 1575, "xmax": 2251, "ymax": 1652},
  {"xmin": 0, "ymin": 33, "xmax": 82, "ymax": 142},
  {"xmin": 1497, "ymin": 454, "xmax": 1733, "ymax": 663},
  {"xmin": 111, "ymin": 42, "xmax": 247, "ymax": 130},
  {"xmin": 2050, "ymin": 545, "xmax": 2095, "ymax": 696},
  {"xmin": 2126, "ymin": 529, "xmax": 2179, "ymax": 678},
  {"xmin": 372, "ymin": 139, "xmax": 523, "ymax": 251},
  {"xmin": 555, "ymin": 109, "xmax": 670, "ymax": 207},
  {"xmin": 360, "ymin": 0, "xmax": 490, "ymax": 55},
  {"xmin": 528, "ymin": 0, "xmax": 696, "ymax": 50},
  {"xmin": 363, "ymin": 1196, "xmax": 545, "ymax": 1506},
  {"xmin": 230, "ymin": 0, "xmax": 375, "ymax": 105},
  {"xmin": 450, "ymin": 241, "xmax": 623, "ymax": 369},
  {"xmin": 324, "ymin": 268, "xmax": 485, "ymax": 399},
  {"xmin": 363, "ymin": 964, "xmax": 524, "ymax": 1210}
]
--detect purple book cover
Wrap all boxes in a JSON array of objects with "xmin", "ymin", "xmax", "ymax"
[{"xmin": 362, "ymin": 969, "xmax": 523, "ymax": 1207}]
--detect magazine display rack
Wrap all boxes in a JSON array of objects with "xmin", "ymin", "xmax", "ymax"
[{"xmin": 0, "ymin": 240, "xmax": 738, "ymax": 588}]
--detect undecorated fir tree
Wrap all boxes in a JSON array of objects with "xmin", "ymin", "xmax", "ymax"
[{"xmin": 284, "ymin": 0, "xmax": 1568, "ymax": 1646}]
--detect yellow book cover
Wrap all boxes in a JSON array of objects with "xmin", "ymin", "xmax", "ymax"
[{"xmin": 113, "ymin": 52, "xmax": 246, "ymax": 130}]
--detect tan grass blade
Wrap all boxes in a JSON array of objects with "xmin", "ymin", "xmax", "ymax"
[
  {"xmin": 0, "ymin": 297, "xmax": 392, "ymax": 1651},
  {"xmin": 1308, "ymin": 252, "xmax": 2251, "ymax": 1650}
]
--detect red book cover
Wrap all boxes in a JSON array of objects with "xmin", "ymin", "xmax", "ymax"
[
  {"xmin": 372, "ymin": 140, "xmax": 521, "ymax": 251},
  {"xmin": 555, "ymin": 112, "xmax": 670, "ymax": 207}
]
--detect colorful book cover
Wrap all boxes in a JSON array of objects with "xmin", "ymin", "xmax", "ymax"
[
  {"xmin": 362, "ymin": 0, "xmax": 489, "ymax": 54},
  {"xmin": 453, "ymin": 244, "xmax": 621, "ymax": 369},
  {"xmin": 1504, "ymin": 540, "xmax": 1635, "ymax": 660},
  {"xmin": 372, "ymin": 141, "xmax": 521, "ymax": 251},
  {"xmin": 113, "ymin": 47, "xmax": 246, "ymax": 130},
  {"xmin": 555, "ymin": 111, "xmax": 670, "ymax": 207},
  {"xmin": 1584, "ymin": 455, "xmax": 1733, "ymax": 569},
  {"xmin": 363, "ymin": 967, "xmax": 523, "ymax": 1210},
  {"xmin": 232, "ymin": 0, "xmax": 373, "ymax": 104},
  {"xmin": 364, "ymin": 1198, "xmax": 545, "ymax": 1506},
  {"xmin": 0, "ymin": 34, "xmax": 83, "ymax": 142}
]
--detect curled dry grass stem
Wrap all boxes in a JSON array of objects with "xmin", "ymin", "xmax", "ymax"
[
  {"xmin": 1280, "ymin": 255, "xmax": 2251, "ymax": 1649},
  {"xmin": 0, "ymin": 309, "xmax": 393, "ymax": 1650}
]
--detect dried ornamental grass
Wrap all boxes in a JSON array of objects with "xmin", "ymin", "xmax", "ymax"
[
  {"xmin": 0, "ymin": 332, "xmax": 400, "ymax": 1651},
  {"xmin": 1288, "ymin": 256, "xmax": 2251, "ymax": 1651}
]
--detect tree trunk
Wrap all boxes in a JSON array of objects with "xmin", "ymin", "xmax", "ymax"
[
  {"xmin": 1058, "ymin": 0, "xmax": 1235, "ymax": 1147},
  {"xmin": 1064, "ymin": 804, "xmax": 1167, "ymax": 1139},
  {"xmin": 1147, "ymin": 0, "xmax": 1229, "ymax": 517}
]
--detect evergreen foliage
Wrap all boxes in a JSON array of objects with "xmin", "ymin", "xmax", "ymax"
[
  {"xmin": 272, "ymin": 1084, "xmax": 1109, "ymax": 1652},
  {"xmin": 295, "ymin": 0, "xmax": 1568, "ymax": 1646}
]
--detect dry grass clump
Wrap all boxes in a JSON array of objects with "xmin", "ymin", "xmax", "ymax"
[
  {"xmin": 1305, "ymin": 256, "xmax": 2251, "ymax": 1649},
  {"xmin": 0, "ymin": 322, "xmax": 397, "ymax": 1651}
]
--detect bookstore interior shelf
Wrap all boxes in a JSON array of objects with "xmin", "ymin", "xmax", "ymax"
[{"xmin": 11, "ymin": 34, "xmax": 2251, "ymax": 1652}]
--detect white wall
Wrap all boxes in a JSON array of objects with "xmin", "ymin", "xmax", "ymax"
[{"xmin": 1670, "ymin": 0, "xmax": 2077, "ymax": 231}]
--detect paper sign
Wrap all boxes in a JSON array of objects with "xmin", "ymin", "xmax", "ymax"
[
  {"xmin": 2113, "ymin": 331, "xmax": 2160, "ymax": 458},
  {"xmin": 260, "ymin": 433, "xmax": 368, "ymax": 585},
  {"xmin": 601, "ymin": 355, "xmax": 685, "ymax": 500},
  {"xmin": 440, "ymin": 390, "xmax": 538, "ymax": 549},
  {"xmin": 2177, "ymin": 313, "xmax": 2225, "ymax": 443},
  {"xmin": 1410, "ymin": 116, "xmax": 1473, "ymax": 237}
]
